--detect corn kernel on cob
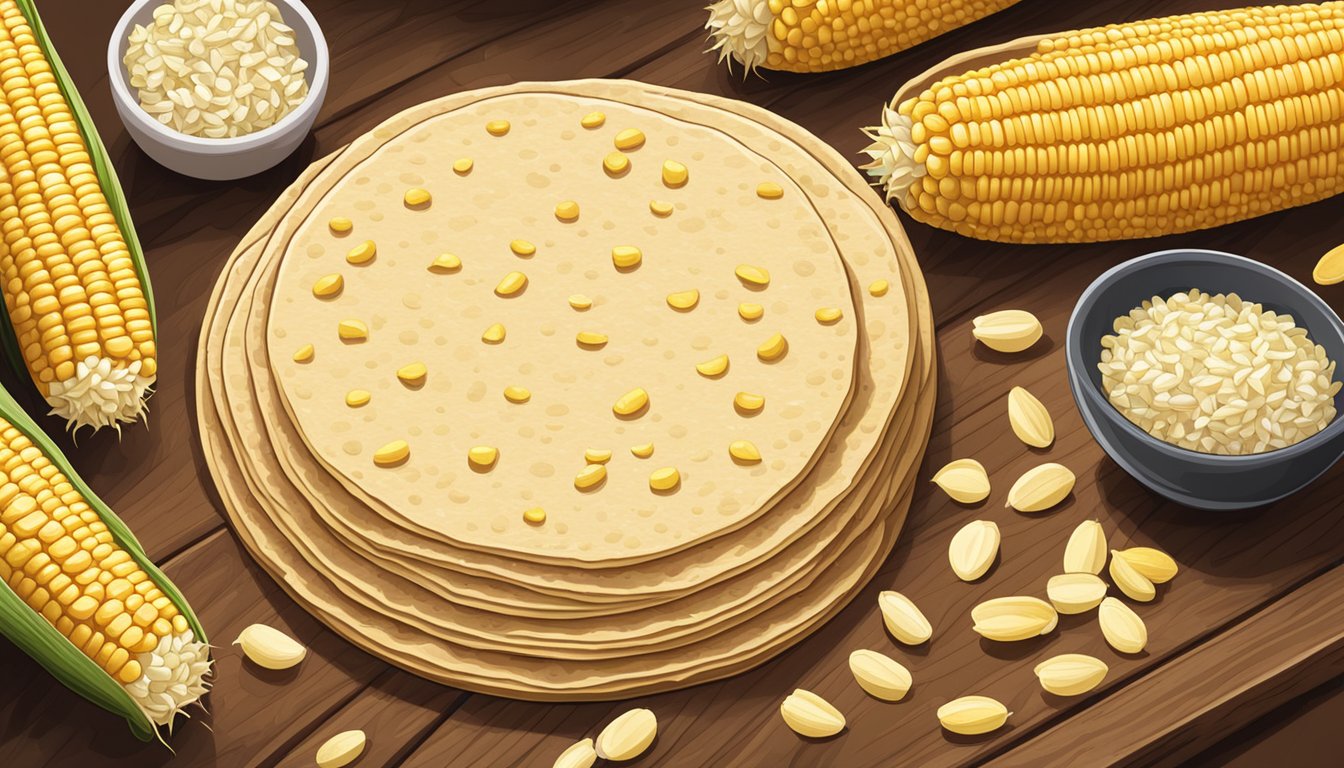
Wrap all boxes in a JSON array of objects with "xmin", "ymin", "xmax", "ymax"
[{"xmin": 863, "ymin": 2, "xmax": 1344, "ymax": 242}]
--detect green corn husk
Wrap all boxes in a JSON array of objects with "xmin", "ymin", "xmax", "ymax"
[{"xmin": 0, "ymin": 378, "xmax": 206, "ymax": 742}]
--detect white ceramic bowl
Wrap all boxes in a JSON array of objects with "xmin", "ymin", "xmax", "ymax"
[{"xmin": 106, "ymin": 0, "xmax": 329, "ymax": 180}]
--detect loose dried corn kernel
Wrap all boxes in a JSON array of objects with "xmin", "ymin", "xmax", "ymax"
[
  {"xmin": 523, "ymin": 507, "xmax": 546, "ymax": 525},
  {"xmin": 869, "ymin": 280, "xmax": 889, "ymax": 297},
  {"xmin": 575, "ymin": 463, "xmax": 607, "ymax": 490},
  {"xmin": 662, "ymin": 160, "xmax": 688, "ymax": 187},
  {"xmin": 373, "ymin": 440, "xmax": 409, "ymax": 467},
  {"xmin": 667, "ymin": 290, "xmax": 699, "ymax": 310},
  {"xmin": 612, "ymin": 246, "xmax": 642, "ymax": 270},
  {"xmin": 738, "ymin": 303, "xmax": 764, "ymax": 320},
  {"xmin": 346, "ymin": 240, "xmax": 376, "ymax": 265},
  {"xmin": 729, "ymin": 440, "xmax": 761, "ymax": 463},
  {"xmin": 735, "ymin": 392, "xmax": 765, "ymax": 413},
  {"xmin": 404, "ymin": 188, "xmax": 431, "ymax": 207},
  {"xmin": 815, "ymin": 307, "xmax": 842, "ymax": 324},
  {"xmin": 486, "ymin": 120, "xmax": 510, "ymax": 136},
  {"xmin": 346, "ymin": 390, "xmax": 371, "ymax": 407},
  {"xmin": 452, "ymin": 158, "xmax": 473, "ymax": 175},
  {"xmin": 482, "ymin": 323, "xmax": 506, "ymax": 343},
  {"xmin": 338, "ymin": 320, "xmax": 368, "ymax": 341},
  {"xmin": 603, "ymin": 152, "xmax": 630, "ymax": 176},
  {"xmin": 584, "ymin": 448, "xmax": 613, "ymax": 464},
  {"xmin": 696, "ymin": 355, "xmax": 729, "ymax": 377},
  {"xmin": 649, "ymin": 200, "xmax": 673, "ymax": 217},
  {"xmin": 312, "ymin": 274, "xmax": 343, "ymax": 298},
  {"xmin": 495, "ymin": 271, "xmax": 528, "ymax": 297},
  {"xmin": 568, "ymin": 295, "xmax": 593, "ymax": 310},
  {"xmin": 577, "ymin": 331, "xmax": 609, "ymax": 348},
  {"xmin": 735, "ymin": 265, "xmax": 770, "ymax": 287},
  {"xmin": 503, "ymin": 386, "xmax": 531, "ymax": 403},
  {"xmin": 613, "ymin": 388, "xmax": 649, "ymax": 416},
  {"xmin": 429, "ymin": 253, "xmax": 461, "ymax": 272},
  {"xmin": 555, "ymin": 201, "xmax": 580, "ymax": 221},
  {"xmin": 631, "ymin": 443, "xmax": 654, "ymax": 458},
  {"xmin": 329, "ymin": 217, "xmax": 353, "ymax": 234},
  {"xmin": 757, "ymin": 333, "xmax": 788, "ymax": 361},
  {"xmin": 292, "ymin": 344, "xmax": 314, "ymax": 363},
  {"xmin": 468, "ymin": 446, "xmax": 499, "ymax": 469},
  {"xmin": 649, "ymin": 467, "xmax": 680, "ymax": 491},
  {"xmin": 580, "ymin": 111, "xmax": 605, "ymax": 129},
  {"xmin": 397, "ymin": 362, "xmax": 427, "ymax": 384},
  {"xmin": 510, "ymin": 240, "xmax": 536, "ymax": 257},
  {"xmin": 614, "ymin": 128, "xmax": 645, "ymax": 150},
  {"xmin": 756, "ymin": 183, "xmax": 783, "ymax": 199}
]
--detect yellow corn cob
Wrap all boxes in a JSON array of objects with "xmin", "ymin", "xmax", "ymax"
[
  {"xmin": 0, "ymin": 0, "xmax": 155, "ymax": 430},
  {"xmin": 863, "ymin": 3, "xmax": 1344, "ymax": 243},
  {"xmin": 706, "ymin": 0, "xmax": 1022, "ymax": 73},
  {"xmin": 0, "ymin": 414, "xmax": 208, "ymax": 726}
]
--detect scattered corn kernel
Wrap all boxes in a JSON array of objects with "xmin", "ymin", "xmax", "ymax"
[
  {"xmin": 696, "ymin": 354, "xmax": 729, "ymax": 377},
  {"xmin": 510, "ymin": 239, "xmax": 536, "ymax": 257},
  {"xmin": 585, "ymin": 448, "xmax": 613, "ymax": 464},
  {"xmin": 735, "ymin": 391, "xmax": 765, "ymax": 413},
  {"xmin": 614, "ymin": 128, "xmax": 645, "ymax": 150},
  {"xmin": 503, "ymin": 386, "xmax": 531, "ymax": 403},
  {"xmin": 661, "ymin": 160, "xmax": 688, "ymax": 188},
  {"xmin": 613, "ymin": 387, "xmax": 649, "ymax": 416},
  {"xmin": 404, "ymin": 187, "xmax": 431, "ymax": 207},
  {"xmin": 649, "ymin": 467, "xmax": 680, "ymax": 491},
  {"xmin": 738, "ymin": 302, "xmax": 764, "ymax": 320},
  {"xmin": 577, "ymin": 331, "xmax": 609, "ymax": 348},
  {"xmin": 735, "ymin": 264, "xmax": 770, "ymax": 287},
  {"xmin": 397, "ymin": 362, "xmax": 427, "ymax": 384},
  {"xmin": 756, "ymin": 182, "xmax": 784, "ymax": 199},
  {"xmin": 729, "ymin": 440, "xmax": 761, "ymax": 463},
  {"xmin": 486, "ymin": 119, "xmax": 510, "ymax": 136},
  {"xmin": 568, "ymin": 294, "xmax": 593, "ymax": 310},
  {"xmin": 580, "ymin": 111, "xmax": 605, "ymax": 129},
  {"xmin": 429, "ymin": 253, "xmax": 461, "ymax": 272},
  {"xmin": 468, "ymin": 446, "xmax": 499, "ymax": 469},
  {"xmin": 292, "ymin": 344, "xmax": 314, "ymax": 363},
  {"xmin": 482, "ymin": 323, "xmax": 506, "ymax": 343},
  {"xmin": 495, "ymin": 271, "xmax": 528, "ymax": 297},
  {"xmin": 666, "ymin": 289, "xmax": 699, "ymax": 310},
  {"xmin": 453, "ymin": 157, "xmax": 473, "ymax": 174},
  {"xmin": 603, "ymin": 152, "xmax": 630, "ymax": 175},
  {"xmin": 346, "ymin": 389, "xmax": 371, "ymax": 407},
  {"xmin": 575, "ymin": 463, "xmax": 607, "ymax": 490},
  {"xmin": 649, "ymin": 200, "xmax": 673, "ymax": 217},
  {"xmin": 555, "ymin": 200, "xmax": 580, "ymax": 221},
  {"xmin": 373, "ymin": 440, "xmax": 409, "ymax": 467},
  {"xmin": 631, "ymin": 443, "xmax": 654, "ymax": 458},
  {"xmin": 814, "ymin": 307, "xmax": 843, "ymax": 324},
  {"xmin": 869, "ymin": 280, "xmax": 890, "ymax": 297},
  {"xmin": 757, "ymin": 333, "xmax": 788, "ymax": 361},
  {"xmin": 328, "ymin": 217, "xmax": 352, "ymax": 234},
  {"xmin": 346, "ymin": 240, "xmax": 376, "ymax": 265},
  {"xmin": 523, "ymin": 507, "xmax": 546, "ymax": 525},
  {"xmin": 612, "ymin": 246, "xmax": 642, "ymax": 269},
  {"xmin": 312, "ymin": 273, "xmax": 343, "ymax": 298},
  {"xmin": 338, "ymin": 320, "xmax": 368, "ymax": 341}
]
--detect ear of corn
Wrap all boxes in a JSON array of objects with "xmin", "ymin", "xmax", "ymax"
[
  {"xmin": 0, "ymin": 380, "xmax": 207, "ymax": 741},
  {"xmin": 706, "ymin": 0, "xmax": 1022, "ymax": 73},
  {"xmin": 0, "ymin": 0, "xmax": 156, "ymax": 432},
  {"xmin": 863, "ymin": 2, "xmax": 1344, "ymax": 242}
]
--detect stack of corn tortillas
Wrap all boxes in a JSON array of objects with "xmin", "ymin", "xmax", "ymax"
[{"xmin": 197, "ymin": 79, "xmax": 935, "ymax": 700}]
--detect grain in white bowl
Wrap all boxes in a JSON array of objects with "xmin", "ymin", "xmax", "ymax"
[
  {"xmin": 123, "ymin": 0, "xmax": 309, "ymax": 138},
  {"xmin": 1099, "ymin": 289, "xmax": 1341, "ymax": 455}
]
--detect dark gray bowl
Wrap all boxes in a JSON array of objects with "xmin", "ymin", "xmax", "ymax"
[{"xmin": 1066, "ymin": 249, "xmax": 1344, "ymax": 510}]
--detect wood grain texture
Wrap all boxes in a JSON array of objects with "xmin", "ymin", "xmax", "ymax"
[{"xmin": 0, "ymin": 1, "xmax": 1341, "ymax": 766}]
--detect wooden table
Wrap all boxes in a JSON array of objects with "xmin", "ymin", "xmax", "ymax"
[{"xmin": 2, "ymin": 2, "xmax": 1342, "ymax": 765}]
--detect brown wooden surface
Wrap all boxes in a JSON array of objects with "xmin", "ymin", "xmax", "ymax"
[{"xmin": 1, "ymin": 1, "xmax": 1342, "ymax": 766}]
